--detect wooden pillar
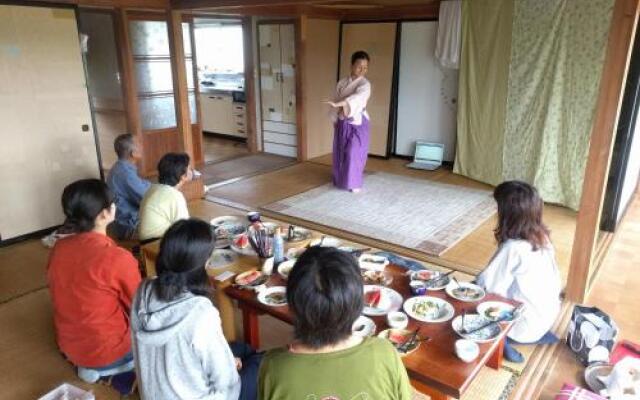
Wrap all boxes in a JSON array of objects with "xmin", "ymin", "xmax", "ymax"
[
  {"xmin": 243, "ymin": 16, "xmax": 259, "ymax": 154},
  {"xmin": 168, "ymin": 9, "xmax": 194, "ymax": 161},
  {"xmin": 114, "ymin": 8, "xmax": 145, "ymax": 172},
  {"xmin": 567, "ymin": 0, "xmax": 640, "ymax": 302},
  {"xmin": 295, "ymin": 15, "xmax": 308, "ymax": 161}
]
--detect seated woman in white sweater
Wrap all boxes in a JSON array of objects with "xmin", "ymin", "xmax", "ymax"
[
  {"xmin": 131, "ymin": 219, "xmax": 261, "ymax": 400},
  {"xmin": 476, "ymin": 181, "xmax": 561, "ymax": 363}
]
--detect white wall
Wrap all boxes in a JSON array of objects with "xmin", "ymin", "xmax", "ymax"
[
  {"xmin": 617, "ymin": 120, "xmax": 640, "ymax": 221},
  {"xmin": 396, "ymin": 21, "xmax": 458, "ymax": 161}
]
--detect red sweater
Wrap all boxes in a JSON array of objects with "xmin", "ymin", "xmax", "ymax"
[{"xmin": 47, "ymin": 232, "xmax": 141, "ymax": 367}]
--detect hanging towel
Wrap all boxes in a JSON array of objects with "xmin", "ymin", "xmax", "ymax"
[{"xmin": 435, "ymin": 0, "xmax": 462, "ymax": 69}]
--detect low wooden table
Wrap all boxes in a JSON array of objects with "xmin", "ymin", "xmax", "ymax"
[{"xmin": 225, "ymin": 264, "xmax": 518, "ymax": 400}]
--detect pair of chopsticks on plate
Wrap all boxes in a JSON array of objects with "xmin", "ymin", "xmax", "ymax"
[
  {"xmin": 460, "ymin": 304, "xmax": 525, "ymax": 335},
  {"xmin": 397, "ymin": 329, "xmax": 431, "ymax": 353}
]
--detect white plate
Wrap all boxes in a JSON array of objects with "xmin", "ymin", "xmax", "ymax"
[
  {"xmin": 352, "ymin": 315, "xmax": 376, "ymax": 337},
  {"xmin": 277, "ymin": 259, "xmax": 296, "ymax": 279},
  {"xmin": 409, "ymin": 270, "xmax": 450, "ymax": 291},
  {"xmin": 452, "ymin": 314, "xmax": 501, "ymax": 343},
  {"xmin": 310, "ymin": 236, "xmax": 342, "ymax": 248},
  {"xmin": 476, "ymin": 301, "xmax": 514, "ymax": 321},
  {"xmin": 363, "ymin": 285, "xmax": 403, "ymax": 316},
  {"xmin": 403, "ymin": 296, "xmax": 455, "ymax": 323},
  {"xmin": 210, "ymin": 215, "xmax": 243, "ymax": 228},
  {"xmin": 445, "ymin": 281, "xmax": 486, "ymax": 302},
  {"xmin": 257, "ymin": 286, "xmax": 288, "ymax": 307},
  {"xmin": 206, "ymin": 249, "xmax": 238, "ymax": 270},
  {"xmin": 230, "ymin": 234, "xmax": 258, "ymax": 256},
  {"xmin": 358, "ymin": 254, "xmax": 389, "ymax": 272}
]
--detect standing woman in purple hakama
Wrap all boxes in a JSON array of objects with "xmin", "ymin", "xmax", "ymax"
[{"xmin": 326, "ymin": 51, "xmax": 371, "ymax": 193}]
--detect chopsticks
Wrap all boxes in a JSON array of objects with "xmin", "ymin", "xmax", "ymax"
[{"xmin": 248, "ymin": 227, "xmax": 272, "ymax": 258}]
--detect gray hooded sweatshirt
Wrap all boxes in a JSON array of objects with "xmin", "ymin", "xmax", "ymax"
[{"xmin": 131, "ymin": 280, "xmax": 241, "ymax": 400}]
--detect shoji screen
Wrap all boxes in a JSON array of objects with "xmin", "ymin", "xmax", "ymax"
[{"xmin": 0, "ymin": 4, "xmax": 100, "ymax": 240}]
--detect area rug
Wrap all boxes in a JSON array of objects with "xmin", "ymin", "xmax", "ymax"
[
  {"xmin": 201, "ymin": 154, "xmax": 297, "ymax": 186},
  {"xmin": 262, "ymin": 172, "xmax": 496, "ymax": 256}
]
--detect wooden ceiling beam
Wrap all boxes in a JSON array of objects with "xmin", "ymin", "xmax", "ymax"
[{"xmin": 172, "ymin": 0, "xmax": 317, "ymax": 10}]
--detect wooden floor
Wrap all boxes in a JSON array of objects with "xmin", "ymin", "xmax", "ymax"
[
  {"xmin": 208, "ymin": 155, "xmax": 577, "ymax": 281},
  {"xmin": 202, "ymin": 134, "xmax": 249, "ymax": 164}
]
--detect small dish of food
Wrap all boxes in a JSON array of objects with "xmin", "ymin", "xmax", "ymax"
[
  {"xmin": 257, "ymin": 286, "xmax": 287, "ymax": 307},
  {"xmin": 277, "ymin": 259, "xmax": 296, "ymax": 279},
  {"xmin": 362, "ymin": 270, "xmax": 393, "ymax": 286},
  {"xmin": 451, "ymin": 314, "xmax": 501, "ymax": 343},
  {"xmin": 378, "ymin": 329, "xmax": 422, "ymax": 356},
  {"xmin": 409, "ymin": 270, "xmax": 451, "ymax": 290},
  {"xmin": 358, "ymin": 254, "xmax": 389, "ymax": 272},
  {"xmin": 476, "ymin": 301, "xmax": 515, "ymax": 321},
  {"xmin": 230, "ymin": 234, "xmax": 257, "ymax": 256},
  {"xmin": 387, "ymin": 311, "xmax": 409, "ymax": 330},
  {"xmin": 352, "ymin": 315, "xmax": 377, "ymax": 338},
  {"xmin": 445, "ymin": 281, "xmax": 486, "ymax": 302},
  {"xmin": 234, "ymin": 270, "xmax": 268, "ymax": 291},
  {"xmin": 362, "ymin": 285, "xmax": 403, "ymax": 317},
  {"xmin": 403, "ymin": 296, "xmax": 455, "ymax": 323}
]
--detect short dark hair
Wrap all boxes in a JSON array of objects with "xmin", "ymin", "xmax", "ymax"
[
  {"xmin": 61, "ymin": 179, "xmax": 114, "ymax": 233},
  {"xmin": 494, "ymin": 180, "xmax": 550, "ymax": 251},
  {"xmin": 155, "ymin": 218, "xmax": 215, "ymax": 302},
  {"xmin": 158, "ymin": 152, "xmax": 190, "ymax": 186},
  {"xmin": 286, "ymin": 246, "xmax": 363, "ymax": 348},
  {"xmin": 114, "ymin": 134, "xmax": 135, "ymax": 160},
  {"xmin": 351, "ymin": 50, "xmax": 370, "ymax": 65}
]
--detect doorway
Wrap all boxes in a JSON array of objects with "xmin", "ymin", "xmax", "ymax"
[{"xmin": 193, "ymin": 18, "xmax": 250, "ymax": 165}]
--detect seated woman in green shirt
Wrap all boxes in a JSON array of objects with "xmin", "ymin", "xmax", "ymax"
[{"xmin": 258, "ymin": 247, "xmax": 413, "ymax": 400}]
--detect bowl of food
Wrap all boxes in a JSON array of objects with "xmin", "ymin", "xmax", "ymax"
[
  {"xmin": 403, "ymin": 296, "xmax": 455, "ymax": 323},
  {"xmin": 277, "ymin": 259, "xmax": 296, "ymax": 279},
  {"xmin": 476, "ymin": 301, "xmax": 515, "ymax": 321},
  {"xmin": 230, "ymin": 234, "xmax": 258, "ymax": 256},
  {"xmin": 362, "ymin": 270, "xmax": 393, "ymax": 286},
  {"xmin": 257, "ymin": 286, "xmax": 287, "ymax": 307},
  {"xmin": 409, "ymin": 270, "xmax": 450, "ymax": 290},
  {"xmin": 445, "ymin": 281, "xmax": 486, "ymax": 302},
  {"xmin": 387, "ymin": 311, "xmax": 409, "ymax": 330}
]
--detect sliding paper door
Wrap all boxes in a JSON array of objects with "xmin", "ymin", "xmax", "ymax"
[
  {"xmin": 340, "ymin": 23, "xmax": 396, "ymax": 157},
  {"xmin": 0, "ymin": 5, "xmax": 100, "ymax": 240},
  {"xmin": 396, "ymin": 21, "xmax": 458, "ymax": 161}
]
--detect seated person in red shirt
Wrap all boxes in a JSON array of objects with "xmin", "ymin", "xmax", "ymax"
[{"xmin": 47, "ymin": 179, "xmax": 142, "ymax": 394}]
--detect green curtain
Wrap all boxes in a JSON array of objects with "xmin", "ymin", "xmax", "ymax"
[
  {"xmin": 454, "ymin": 0, "xmax": 614, "ymax": 210},
  {"xmin": 454, "ymin": 0, "xmax": 513, "ymax": 185}
]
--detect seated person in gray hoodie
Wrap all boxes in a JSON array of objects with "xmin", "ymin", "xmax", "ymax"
[{"xmin": 131, "ymin": 218, "xmax": 260, "ymax": 400}]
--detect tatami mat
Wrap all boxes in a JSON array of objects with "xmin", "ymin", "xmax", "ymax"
[
  {"xmin": 0, "ymin": 289, "xmax": 130, "ymax": 399},
  {"xmin": 0, "ymin": 240, "xmax": 49, "ymax": 304},
  {"xmin": 461, "ymin": 366, "xmax": 516, "ymax": 400}
]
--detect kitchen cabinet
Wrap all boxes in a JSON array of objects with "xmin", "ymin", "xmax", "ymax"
[{"xmin": 201, "ymin": 93, "xmax": 247, "ymax": 138}]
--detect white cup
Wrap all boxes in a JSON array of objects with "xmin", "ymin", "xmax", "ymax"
[
  {"xmin": 455, "ymin": 339, "xmax": 479, "ymax": 363},
  {"xmin": 387, "ymin": 311, "xmax": 409, "ymax": 330}
]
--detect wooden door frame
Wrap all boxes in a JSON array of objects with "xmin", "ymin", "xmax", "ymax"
[
  {"xmin": 187, "ymin": 14, "xmax": 259, "ymax": 155},
  {"xmin": 566, "ymin": 0, "xmax": 640, "ymax": 302}
]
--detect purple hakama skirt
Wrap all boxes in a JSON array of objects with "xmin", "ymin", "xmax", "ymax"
[{"xmin": 332, "ymin": 117, "xmax": 370, "ymax": 190}]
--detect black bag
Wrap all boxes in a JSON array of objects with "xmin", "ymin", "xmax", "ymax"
[{"xmin": 566, "ymin": 305, "xmax": 618, "ymax": 366}]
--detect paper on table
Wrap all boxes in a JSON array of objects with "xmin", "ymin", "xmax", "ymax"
[{"xmin": 215, "ymin": 270, "xmax": 236, "ymax": 282}]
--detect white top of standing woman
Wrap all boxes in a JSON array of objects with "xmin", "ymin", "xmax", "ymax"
[{"xmin": 326, "ymin": 51, "xmax": 372, "ymax": 126}]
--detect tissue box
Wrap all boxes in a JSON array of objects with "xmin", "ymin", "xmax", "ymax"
[
  {"xmin": 38, "ymin": 383, "xmax": 95, "ymax": 400},
  {"xmin": 554, "ymin": 383, "xmax": 606, "ymax": 400}
]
